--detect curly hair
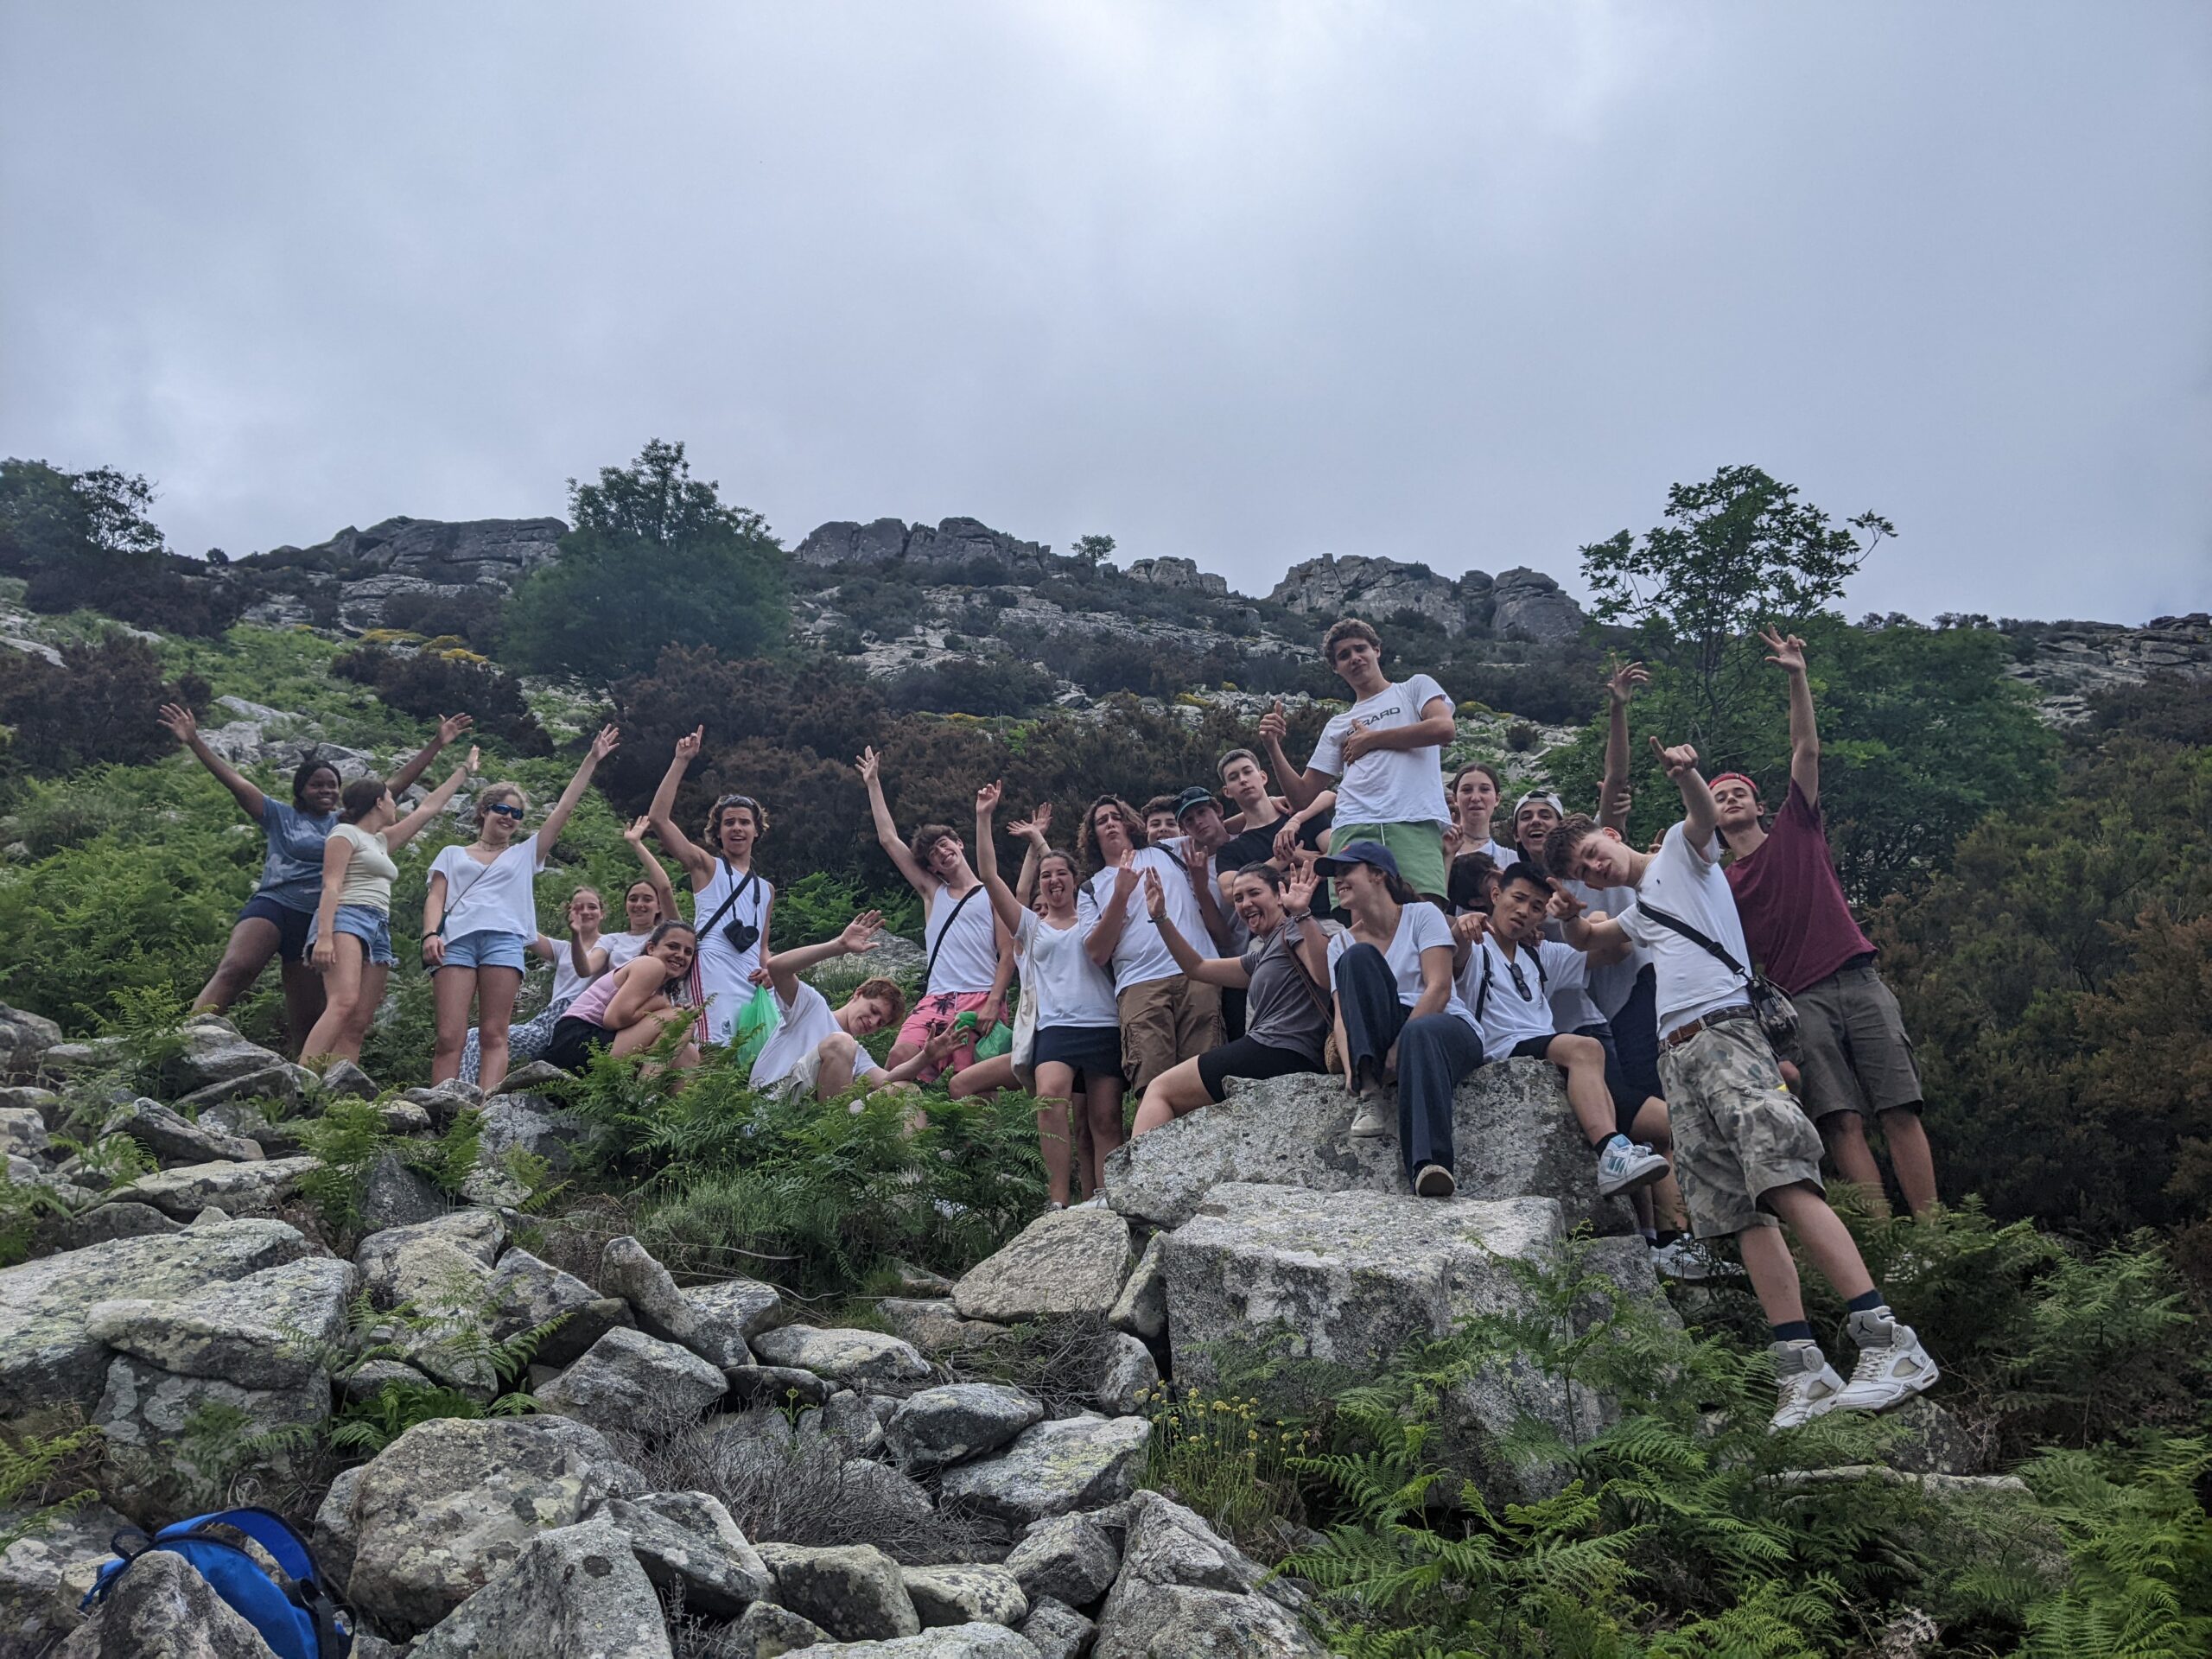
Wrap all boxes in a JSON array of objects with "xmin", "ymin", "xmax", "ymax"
[
  {"xmin": 1077, "ymin": 795, "xmax": 1147, "ymax": 874},
  {"xmin": 702, "ymin": 793, "xmax": 771, "ymax": 846}
]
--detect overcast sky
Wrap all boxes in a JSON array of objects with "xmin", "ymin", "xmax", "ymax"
[{"xmin": 4, "ymin": 3, "xmax": 2207, "ymax": 624}]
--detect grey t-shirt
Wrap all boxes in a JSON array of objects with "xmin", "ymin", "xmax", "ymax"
[{"xmin": 1240, "ymin": 920, "xmax": 1338, "ymax": 1063}]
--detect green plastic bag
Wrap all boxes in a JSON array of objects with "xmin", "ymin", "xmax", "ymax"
[
  {"xmin": 973, "ymin": 1017, "xmax": 1014, "ymax": 1062},
  {"xmin": 730, "ymin": 983, "xmax": 780, "ymax": 1069}
]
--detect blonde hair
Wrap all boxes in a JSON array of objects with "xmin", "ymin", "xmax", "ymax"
[{"xmin": 474, "ymin": 781, "xmax": 529, "ymax": 827}]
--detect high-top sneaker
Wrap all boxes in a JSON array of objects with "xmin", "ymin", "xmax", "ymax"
[
  {"xmin": 1833, "ymin": 1306, "xmax": 1941, "ymax": 1412},
  {"xmin": 1770, "ymin": 1339, "xmax": 1846, "ymax": 1431},
  {"xmin": 1349, "ymin": 1080, "xmax": 1395, "ymax": 1140},
  {"xmin": 1594, "ymin": 1137, "xmax": 1669, "ymax": 1198}
]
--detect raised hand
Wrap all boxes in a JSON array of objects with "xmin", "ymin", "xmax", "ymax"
[
  {"xmin": 1112, "ymin": 849, "xmax": 1141, "ymax": 900},
  {"xmin": 841, "ymin": 909, "xmax": 886, "ymax": 954},
  {"xmin": 1547, "ymin": 879, "xmax": 1587, "ymax": 921},
  {"xmin": 436, "ymin": 712, "xmax": 475, "ymax": 746},
  {"xmin": 675, "ymin": 725, "xmax": 703, "ymax": 762},
  {"xmin": 855, "ymin": 746, "xmax": 881, "ymax": 785},
  {"xmin": 923, "ymin": 1024, "xmax": 963, "ymax": 1064},
  {"xmin": 588, "ymin": 724, "xmax": 621, "ymax": 762},
  {"xmin": 1759, "ymin": 626, "xmax": 1808, "ymax": 676},
  {"xmin": 1008, "ymin": 802, "xmax": 1052, "ymax": 843},
  {"xmin": 460, "ymin": 745, "xmax": 480, "ymax": 777},
  {"xmin": 1182, "ymin": 836, "xmax": 1211, "ymax": 880},
  {"xmin": 1649, "ymin": 735, "xmax": 1700, "ymax": 779},
  {"xmin": 1450, "ymin": 909, "xmax": 1489, "ymax": 946},
  {"xmin": 1141, "ymin": 868, "xmax": 1167, "ymax": 921},
  {"xmin": 1257, "ymin": 698, "xmax": 1287, "ymax": 745},
  {"xmin": 156, "ymin": 702, "xmax": 198, "ymax": 745},
  {"xmin": 1283, "ymin": 861, "xmax": 1319, "ymax": 916},
  {"xmin": 976, "ymin": 779, "xmax": 1002, "ymax": 818},
  {"xmin": 1441, "ymin": 823, "xmax": 1464, "ymax": 861},
  {"xmin": 1602, "ymin": 778, "xmax": 1632, "ymax": 819},
  {"xmin": 1605, "ymin": 660, "xmax": 1649, "ymax": 707},
  {"xmin": 623, "ymin": 814, "xmax": 653, "ymax": 845}
]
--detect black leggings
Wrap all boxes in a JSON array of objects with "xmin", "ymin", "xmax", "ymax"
[
  {"xmin": 1334, "ymin": 943, "xmax": 1486, "ymax": 1182},
  {"xmin": 1196, "ymin": 1036, "xmax": 1322, "ymax": 1103}
]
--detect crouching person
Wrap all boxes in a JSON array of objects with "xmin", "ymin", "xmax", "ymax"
[
  {"xmin": 543, "ymin": 921, "xmax": 703, "ymax": 1076},
  {"xmin": 1131, "ymin": 861, "xmax": 1337, "ymax": 1136},
  {"xmin": 747, "ymin": 911, "xmax": 950, "ymax": 1100},
  {"xmin": 1548, "ymin": 740, "xmax": 1940, "ymax": 1432},
  {"xmin": 1321, "ymin": 841, "xmax": 1485, "ymax": 1198}
]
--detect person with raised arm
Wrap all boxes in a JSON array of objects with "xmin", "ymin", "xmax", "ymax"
[
  {"xmin": 543, "ymin": 921, "xmax": 703, "ymax": 1076},
  {"xmin": 424, "ymin": 725, "xmax": 618, "ymax": 1096},
  {"xmin": 747, "ymin": 911, "xmax": 955, "ymax": 1100},
  {"xmin": 856, "ymin": 745, "xmax": 1005, "ymax": 1083},
  {"xmin": 647, "ymin": 727, "xmax": 775, "ymax": 1052},
  {"xmin": 1548, "ymin": 736, "xmax": 1940, "ymax": 1431},
  {"xmin": 973, "ymin": 786, "xmax": 1123, "ymax": 1206},
  {"xmin": 1255, "ymin": 616, "xmax": 1456, "ymax": 903},
  {"xmin": 1079, "ymin": 795, "xmax": 1227, "ymax": 1106},
  {"xmin": 300, "ymin": 746, "xmax": 478, "ymax": 1065},
  {"xmin": 1320, "ymin": 842, "xmax": 1486, "ymax": 1195},
  {"xmin": 1130, "ymin": 858, "xmax": 1338, "ymax": 1136},
  {"xmin": 157, "ymin": 703, "xmax": 473, "ymax": 1049},
  {"xmin": 1715, "ymin": 628, "xmax": 1942, "ymax": 1218}
]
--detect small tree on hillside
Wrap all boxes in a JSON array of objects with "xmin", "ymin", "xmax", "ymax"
[
  {"xmin": 504, "ymin": 440, "xmax": 788, "ymax": 684},
  {"xmin": 1073, "ymin": 533, "xmax": 1115, "ymax": 568},
  {"xmin": 1580, "ymin": 464, "xmax": 1893, "ymax": 750}
]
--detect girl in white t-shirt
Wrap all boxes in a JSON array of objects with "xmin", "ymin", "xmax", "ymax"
[
  {"xmin": 1320, "ymin": 841, "xmax": 1484, "ymax": 1199},
  {"xmin": 425, "ymin": 726, "xmax": 618, "ymax": 1095},
  {"xmin": 646, "ymin": 728, "xmax": 775, "ymax": 1052},
  {"xmin": 973, "ymin": 787, "xmax": 1123, "ymax": 1208},
  {"xmin": 300, "ymin": 748, "xmax": 476, "ymax": 1066}
]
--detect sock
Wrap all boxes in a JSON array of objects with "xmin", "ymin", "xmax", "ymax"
[
  {"xmin": 1590, "ymin": 1131, "xmax": 1627, "ymax": 1157},
  {"xmin": 1656, "ymin": 1228, "xmax": 1683, "ymax": 1248},
  {"xmin": 1770, "ymin": 1319, "xmax": 1815, "ymax": 1344},
  {"xmin": 1845, "ymin": 1289, "xmax": 1885, "ymax": 1314}
]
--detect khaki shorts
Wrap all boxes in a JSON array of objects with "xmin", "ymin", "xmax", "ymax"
[
  {"xmin": 1657, "ymin": 1014, "xmax": 1827, "ymax": 1240},
  {"xmin": 1118, "ymin": 977, "xmax": 1225, "ymax": 1093},
  {"xmin": 1791, "ymin": 961, "xmax": 1923, "ymax": 1122}
]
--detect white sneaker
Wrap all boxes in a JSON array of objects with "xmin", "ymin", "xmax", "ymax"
[
  {"xmin": 1651, "ymin": 1237, "xmax": 1743, "ymax": 1281},
  {"xmin": 1349, "ymin": 1096, "xmax": 1395, "ymax": 1140},
  {"xmin": 1414, "ymin": 1162, "xmax": 1457, "ymax": 1198},
  {"xmin": 1770, "ymin": 1340, "xmax": 1847, "ymax": 1431},
  {"xmin": 1595, "ymin": 1138, "xmax": 1669, "ymax": 1198},
  {"xmin": 1833, "ymin": 1310, "xmax": 1941, "ymax": 1412}
]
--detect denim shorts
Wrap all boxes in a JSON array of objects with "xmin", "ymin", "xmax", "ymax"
[
  {"xmin": 438, "ymin": 928, "xmax": 529, "ymax": 973},
  {"xmin": 306, "ymin": 905, "xmax": 397, "ymax": 968}
]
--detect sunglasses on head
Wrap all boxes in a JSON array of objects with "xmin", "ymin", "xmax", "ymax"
[
  {"xmin": 485, "ymin": 803, "xmax": 525, "ymax": 820},
  {"xmin": 715, "ymin": 794, "xmax": 760, "ymax": 812}
]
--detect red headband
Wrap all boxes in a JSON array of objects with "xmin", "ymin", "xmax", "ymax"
[{"xmin": 1711, "ymin": 772, "xmax": 1761, "ymax": 798}]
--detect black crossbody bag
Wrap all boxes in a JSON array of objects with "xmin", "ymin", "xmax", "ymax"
[
  {"xmin": 1637, "ymin": 903, "xmax": 1802, "ymax": 1061},
  {"xmin": 700, "ymin": 861, "xmax": 763, "ymax": 955}
]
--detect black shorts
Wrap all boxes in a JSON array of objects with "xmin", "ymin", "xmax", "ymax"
[
  {"xmin": 1573, "ymin": 1021, "xmax": 1645, "ymax": 1137},
  {"xmin": 238, "ymin": 894, "xmax": 315, "ymax": 964},
  {"xmin": 1610, "ymin": 966, "xmax": 1663, "ymax": 1104},
  {"xmin": 1510, "ymin": 1034, "xmax": 1557, "ymax": 1061},
  {"xmin": 1197, "ymin": 1036, "xmax": 1322, "ymax": 1103},
  {"xmin": 544, "ymin": 1015, "xmax": 614, "ymax": 1074},
  {"xmin": 1031, "ymin": 1024, "xmax": 1125, "ymax": 1088}
]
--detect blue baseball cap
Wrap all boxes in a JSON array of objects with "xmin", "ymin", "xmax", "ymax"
[{"xmin": 1314, "ymin": 839, "xmax": 1400, "ymax": 880}]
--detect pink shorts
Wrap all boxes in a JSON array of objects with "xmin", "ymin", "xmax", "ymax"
[{"xmin": 895, "ymin": 990, "xmax": 996, "ymax": 1083}]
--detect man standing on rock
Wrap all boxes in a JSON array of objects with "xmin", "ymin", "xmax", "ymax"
[
  {"xmin": 1713, "ymin": 629, "xmax": 1941, "ymax": 1218},
  {"xmin": 1548, "ymin": 741, "xmax": 1941, "ymax": 1431},
  {"xmin": 1258, "ymin": 617, "xmax": 1455, "ymax": 905}
]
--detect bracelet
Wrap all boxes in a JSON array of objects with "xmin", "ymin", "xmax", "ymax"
[{"xmin": 1284, "ymin": 909, "xmax": 1312, "ymax": 921}]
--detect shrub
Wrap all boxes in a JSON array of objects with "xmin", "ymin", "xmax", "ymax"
[
  {"xmin": 0, "ymin": 632, "xmax": 210, "ymax": 777},
  {"xmin": 331, "ymin": 644, "xmax": 547, "ymax": 753},
  {"xmin": 883, "ymin": 655, "xmax": 1057, "ymax": 717},
  {"xmin": 378, "ymin": 586, "xmax": 506, "ymax": 653}
]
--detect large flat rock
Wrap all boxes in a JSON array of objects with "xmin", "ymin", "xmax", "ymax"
[
  {"xmin": 1103, "ymin": 1063, "xmax": 1634, "ymax": 1236},
  {"xmin": 111, "ymin": 1155, "xmax": 321, "ymax": 1220},
  {"xmin": 86, "ymin": 1255, "xmax": 356, "ymax": 1389},
  {"xmin": 935, "ymin": 1416, "xmax": 1151, "ymax": 1526},
  {"xmin": 0, "ymin": 1218, "xmax": 313, "ymax": 1411},
  {"xmin": 951, "ymin": 1209, "xmax": 1132, "ymax": 1323}
]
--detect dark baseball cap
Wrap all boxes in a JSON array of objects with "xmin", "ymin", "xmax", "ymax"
[
  {"xmin": 1313, "ymin": 839, "xmax": 1401, "ymax": 879},
  {"xmin": 1173, "ymin": 786, "xmax": 1219, "ymax": 820}
]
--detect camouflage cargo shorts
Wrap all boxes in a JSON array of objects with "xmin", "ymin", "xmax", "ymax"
[{"xmin": 1656, "ymin": 1012, "xmax": 1827, "ymax": 1240}]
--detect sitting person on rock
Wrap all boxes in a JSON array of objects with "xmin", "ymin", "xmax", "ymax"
[
  {"xmin": 1452, "ymin": 862, "xmax": 1676, "ymax": 1211},
  {"xmin": 1548, "ymin": 739, "xmax": 1941, "ymax": 1431},
  {"xmin": 1320, "ymin": 841, "xmax": 1485, "ymax": 1198},
  {"xmin": 1130, "ymin": 860, "xmax": 1338, "ymax": 1137},
  {"xmin": 543, "ymin": 920, "xmax": 703, "ymax": 1076},
  {"xmin": 747, "ymin": 912, "xmax": 953, "ymax": 1101}
]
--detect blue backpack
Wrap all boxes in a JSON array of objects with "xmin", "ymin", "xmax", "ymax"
[{"xmin": 80, "ymin": 1506, "xmax": 352, "ymax": 1658}]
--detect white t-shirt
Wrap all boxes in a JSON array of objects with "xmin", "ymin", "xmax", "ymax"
[
  {"xmin": 1015, "ymin": 911, "xmax": 1121, "ymax": 1028},
  {"xmin": 1327, "ymin": 902, "xmax": 1478, "ymax": 1031},
  {"xmin": 1461, "ymin": 936, "xmax": 1586, "ymax": 1052},
  {"xmin": 548, "ymin": 937, "xmax": 605, "ymax": 1009},
  {"xmin": 1559, "ymin": 880, "xmax": 1644, "ymax": 1022},
  {"xmin": 1307, "ymin": 674, "xmax": 1452, "ymax": 830},
  {"xmin": 432, "ymin": 834, "xmax": 543, "ymax": 942},
  {"xmin": 749, "ymin": 981, "xmax": 869, "ymax": 1088},
  {"xmin": 1079, "ymin": 842, "xmax": 1212, "ymax": 994},
  {"xmin": 603, "ymin": 931, "xmax": 649, "ymax": 970},
  {"xmin": 922, "ymin": 882, "xmax": 1001, "ymax": 995},
  {"xmin": 1615, "ymin": 822, "xmax": 1756, "ymax": 1039}
]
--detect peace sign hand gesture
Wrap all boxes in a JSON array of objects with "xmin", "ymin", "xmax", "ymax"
[{"xmin": 1759, "ymin": 626, "xmax": 1808, "ymax": 677}]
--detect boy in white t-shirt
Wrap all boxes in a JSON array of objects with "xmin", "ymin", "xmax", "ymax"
[
  {"xmin": 1454, "ymin": 862, "xmax": 1676, "ymax": 1208},
  {"xmin": 1257, "ymin": 617, "xmax": 1455, "ymax": 901},
  {"xmin": 1548, "ymin": 738, "xmax": 1940, "ymax": 1433},
  {"xmin": 748, "ymin": 911, "xmax": 956, "ymax": 1102}
]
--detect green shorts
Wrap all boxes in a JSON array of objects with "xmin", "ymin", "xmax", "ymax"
[{"xmin": 1331, "ymin": 822, "xmax": 1448, "ymax": 902}]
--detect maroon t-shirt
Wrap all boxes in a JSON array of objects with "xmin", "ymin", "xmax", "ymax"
[{"xmin": 1722, "ymin": 780, "xmax": 1874, "ymax": 995}]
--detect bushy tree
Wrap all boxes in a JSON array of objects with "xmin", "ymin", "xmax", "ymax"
[
  {"xmin": 503, "ymin": 440, "xmax": 789, "ymax": 683},
  {"xmin": 0, "ymin": 633, "xmax": 210, "ymax": 777},
  {"xmin": 0, "ymin": 458, "xmax": 242, "ymax": 637},
  {"xmin": 331, "ymin": 644, "xmax": 548, "ymax": 753}
]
